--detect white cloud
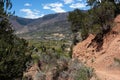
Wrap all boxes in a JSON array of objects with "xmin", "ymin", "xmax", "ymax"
[
  {"xmin": 70, "ymin": 3, "xmax": 86, "ymax": 8},
  {"xmin": 20, "ymin": 9, "xmax": 44, "ymax": 19},
  {"xmin": 43, "ymin": 6, "xmax": 50, "ymax": 9},
  {"xmin": 24, "ymin": 3, "xmax": 32, "ymax": 7},
  {"xmin": 43, "ymin": 2, "xmax": 66, "ymax": 13},
  {"xmin": 33, "ymin": 9, "xmax": 40, "ymax": 13},
  {"xmin": 63, "ymin": 0, "xmax": 74, "ymax": 4}
]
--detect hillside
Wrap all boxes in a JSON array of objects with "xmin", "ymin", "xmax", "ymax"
[
  {"xmin": 10, "ymin": 13, "xmax": 71, "ymax": 40},
  {"xmin": 73, "ymin": 15, "xmax": 120, "ymax": 80},
  {"xmin": 10, "ymin": 16, "xmax": 36, "ymax": 30}
]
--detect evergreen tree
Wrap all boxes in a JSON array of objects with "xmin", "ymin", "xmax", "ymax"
[
  {"xmin": 0, "ymin": 0, "xmax": 32, "ymax": 80},
  {"xmin": 86, "ymin": 0, "xmax": 119, "ymax": 36},
  {"xmin": 86, "ymin": 0, "xmax": 120, "ymax": 51},
  {"xmin": 68, "ymin": 9, "xmax": 88, "ymax": 43},
  {"xmin": 89, "ymin": 1, "xmax": 115, "ymax": 28},
  {"xmin": 87, "ymin": 0, "xmax": 120, "ymax": 16},
  {"xmin": 68, "ymin": 9, "xmax": 89, "ymax": 58},
  {"xmin": 68, "ymin": 9, "xmax": 84, "ymax": 33}
]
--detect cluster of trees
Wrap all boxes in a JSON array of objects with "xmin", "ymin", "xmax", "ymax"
[
  {"xmin": 68, "ymin": 0, "xmax": 120, "ymax": 45},
  {"xmin": 0, "ymin": 0, "xmax": 32, "ymax": 80}
]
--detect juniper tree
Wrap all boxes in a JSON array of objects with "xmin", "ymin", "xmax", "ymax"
[{"xmin": 0, "ymin": 0, "xmax": 32, "ymax": 80}]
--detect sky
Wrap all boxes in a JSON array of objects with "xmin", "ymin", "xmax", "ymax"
[{"xmin": 11, "ymin": 0, "xmax": 90, "ymax": 19}]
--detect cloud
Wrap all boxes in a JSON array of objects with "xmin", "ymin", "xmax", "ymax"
[
  {"xmin": 43, "ymin": 2, "xmax": 66, "ymax": 13},
  {"xmin": 24, "ymin": 3, "xmax": 32, "ymax": 7},
  {"xmin": 70, "ymin": 3, "xmax": 86, "ymax": 8},
  {"xmin": 63, "ymin": 0, "xmax": 74, "ymax": 4},
  {"xmin": 20, "ymin": 9, "xmax": 44, "ymax": 19}
]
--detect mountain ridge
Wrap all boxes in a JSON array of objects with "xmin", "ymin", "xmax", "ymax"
[{"xmin": 10, "ymin": 12, "xmax": 71, "ymax": 40}]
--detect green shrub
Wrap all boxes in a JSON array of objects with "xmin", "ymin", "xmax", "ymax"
[
  {"xmin": 114, "ymin": 58, "xmax": 120, "ymax": 66},
  {"xmin": 68, "ymin": 59, "xmax": 93, "ymax": 80}
]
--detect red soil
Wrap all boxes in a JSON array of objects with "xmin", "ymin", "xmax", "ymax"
[{"xmin": 73, "ymin": 15, "xmax": 120, "ymax": 80}]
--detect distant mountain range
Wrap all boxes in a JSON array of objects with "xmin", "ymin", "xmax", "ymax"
[{"xmin": 10, "ymin": 12, "xmax": 71, "ymax": 40}]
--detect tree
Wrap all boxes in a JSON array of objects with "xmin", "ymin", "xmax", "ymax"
[
  {"xmin": 87, "ymin": 0, "xmax": 120, "ymax": 16},
  {"xmin": 86, "ymin": 0, "xmax": 118, "ymax": 51},
  {"xmin": 0, "ymin": 0, "xmax": 32, "ymax": 80},
  {"xmin": 68, "ymin": 9, "xmax": 84, "ymax": 33},
  {"xmin": 68, "ymin": 9, "xmax": 88, "ymax": 43},
  {"xmin": 86, "ymin": 0, "xmax": 118, "ymax": 35},
  {"xmin": 88, "ymin": 1, "xmax": 116, "ymax": 31},
  {"xmin": 68, "ymin": 9, "xmax": 89, "ymax": 58}
]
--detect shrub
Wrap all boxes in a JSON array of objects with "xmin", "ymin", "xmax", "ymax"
[{"xmin": 68, "ymin": 59, "xmax": 93, "ymax": 80}]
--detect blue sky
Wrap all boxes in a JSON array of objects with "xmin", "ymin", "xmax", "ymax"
[{"xmin": 11, "ymin": 0, "xmax": 90, "ymax": 19}]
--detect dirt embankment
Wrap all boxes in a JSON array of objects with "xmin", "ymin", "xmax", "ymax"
[{"xmin": 73, "ymin": 15, "xmax": 120, "ymax": 80}]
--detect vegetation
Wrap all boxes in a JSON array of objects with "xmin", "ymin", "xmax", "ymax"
[
  {"xmin": 29, "ymin": 40, "xmax": 70, "ymax": 54},
  {"xmin": 25, "ymin": 50, "xmax": 93, "ymax": 80},
  {"xmin": 22, "ymin": 39, "xmax": 94, "ymax": 80},
  {"xmin": 68, "ymin": 9, "xmax": 88, "ymax": 45},
  {"xmin": 1, "ymin": 0, "xmax": 120, "ymax": 80},
  {"xmin": 68, "ymin": 0, "xmax": 120, "ymax": 52},
  {"xmin": 0, "ymin": 0, "xmax": 32, "ymax": 80},
  {"xmin": 87, "ymin": 0, "xmax": 120, "ymax": 16},
  {"xmin": 0, "ymin": 0, "xmax": 90, "ymax": 80},
  {"xmin": 68, "ymin": 0, "xmax": 120, "ymax": 38},
  {"xmin": 114, "ymin": 58, "xmax": 120, "ymax": 65}
]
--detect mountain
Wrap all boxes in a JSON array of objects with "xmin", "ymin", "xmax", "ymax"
[{"xmin": 10, "ymin": 12, "xmax": 71, "ymax": 40}]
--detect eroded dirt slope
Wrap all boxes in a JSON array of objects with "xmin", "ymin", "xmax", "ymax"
[{"xmin": 73, "ymin": 15, "xmax": 120, "ymax": 80}]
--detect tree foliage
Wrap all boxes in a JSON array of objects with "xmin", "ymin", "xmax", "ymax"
[
  {"xmin": 87, "ymin": 0, "xmax": 120, "ymax": 16},
  {"xmin": 86, "ymin": 0, "xmax": 120, "ymax": 34},
  {"xmin": 68, "ymin": 9, "xmax": 85, "ymax": 33},
  {"xmin": 86, "ymin": 0, "xmax": 120, "ymax": 51},
  {"xmin": 68, "ymin": 9, "xmax": 89, "ymax": 44},
  {"xmin": 68, "ymin": 9, "xmax": 90, "ymax": 58},
  {"xmin": 0, "ymin": 0, "xmax": 32, "ymax": 80},
  {"xmin": 68, "ymin": 0, "xmax": 120, "ymax": 37}
]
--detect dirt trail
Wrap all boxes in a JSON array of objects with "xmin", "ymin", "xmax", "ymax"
[
  {"xmin": 95, "ymin": 70, "xmax": 120, "ymax": 80},
  {"xmin": 90, "ymin": 33, "xmax": 120, "ymax": 80},
  {"xmin": 73, "ymin": 15, "xmax": 120, "ymax": 80}
]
